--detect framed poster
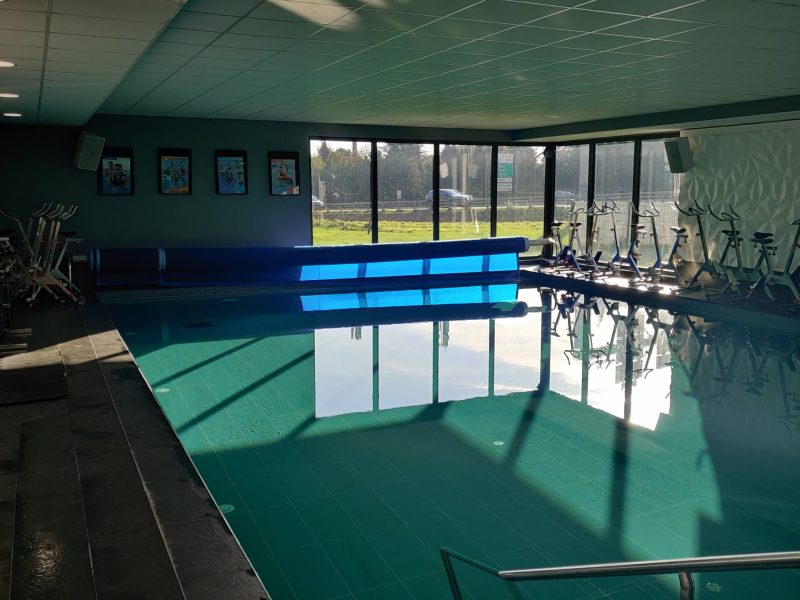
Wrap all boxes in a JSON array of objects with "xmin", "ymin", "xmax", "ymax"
[
  {"xmin": 268, "ymin": 151, "xmax": 300, "ymax": 195},
  {"xmin": 215, "ymin": 150, "xmax": 248, "ymax": 195},
  {"xmin": 98, "ymin": 147, "xmax": 134, "ymax": 195},
  {"xmin": 158, "ymin": 148, "xmax": 192, "ymax": 195}
]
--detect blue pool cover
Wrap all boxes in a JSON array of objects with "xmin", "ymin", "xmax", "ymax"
[{"xmin": 89, "ymin": 237, "xmax": 529, "ymax": 287}]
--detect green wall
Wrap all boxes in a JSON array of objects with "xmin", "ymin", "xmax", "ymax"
[{"xmin": 0, "ymin": 115, "xmax": 511, "ymax": 248}]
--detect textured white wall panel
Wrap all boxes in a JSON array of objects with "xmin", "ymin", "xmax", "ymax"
[{"xmin": 679, "ymin": 127, "xmax": 800, "ymax": 270}]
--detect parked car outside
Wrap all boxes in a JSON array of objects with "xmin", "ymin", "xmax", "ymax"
[
  {"xmin": 555, "ymin": 190, "xmax": 574, "ymax": 199},
  {"xmin": 312, "ymin": 195, "xmax": 324, "ymax": 209},
  {"xmin": 424, "ymin": 188, "xmax": 472, "ymax": 207}
]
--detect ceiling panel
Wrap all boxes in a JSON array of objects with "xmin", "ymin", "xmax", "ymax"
[
  {"xmin": 249, "ymin": 1, "xmax": 355, "ymax": 24},
  {"xmin": 168, "ymin": 12, "xmax": 240, "ymax": 32},
  {"xmin": 658, "ymin": 0, "xmax": 800, "ymax": 31},
  {"xmin": 47, "ymin": 33, "xmax": 151, "ymax": 54},
  {"xmin": 0, "ymin": 0, "xmax": 182, "ymax": 125},
  {"xmin": 228, "ymin": 18, "xmax": 322, "ymax": 38},
  {"xmin": 49, "ymin": 14, "xmax": 166, "ymax": 40},
  {"xmin": 180, "ymin": 0, "xmax": 261, "ymax": 17},
  {"xmin": 0, "ymin": 30, "xmax": 46, "ymax": 47},
  {"xmin": 0, "ymin": 9, "xmax": 48, "ymax": 31},
  {"xmin": 2, "ymin": 0, "xmax": 799, "ymax": 129}
]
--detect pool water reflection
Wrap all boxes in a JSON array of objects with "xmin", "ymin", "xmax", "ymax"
[{"xmin": 104, "ymin": 287, "xmax": 800, "ymax": 600}]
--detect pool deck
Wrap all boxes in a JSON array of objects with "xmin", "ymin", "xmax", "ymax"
[
  {"xmin": 520, "ymin": 266, "xmax": 800, "ymax": 334},
  {"xmin": 0, "ymin": 295, "xmax": 268, "ymax": 599}
]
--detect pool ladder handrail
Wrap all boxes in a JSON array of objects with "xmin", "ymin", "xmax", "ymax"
[{"xmin": 439, "ymin": 547, "xmax": 800, "ymax": 599}]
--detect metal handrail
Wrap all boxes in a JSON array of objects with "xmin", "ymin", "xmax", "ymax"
[{"xmin": 440, "ymin": 547, "xmax": 800, "ymax": 600}]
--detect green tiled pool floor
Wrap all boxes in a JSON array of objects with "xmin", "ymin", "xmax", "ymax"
[{"xmin": 105, "ymin": 296, "xmax": 800, "ymax": 600}]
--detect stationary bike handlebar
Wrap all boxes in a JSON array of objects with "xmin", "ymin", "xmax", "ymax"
[
  {"xmin": 567, "ymin": 200, "xmax": 587, "ymax": 216},
  {"xmin": 708, "ymin": 202, "xmax": 741, "ymax": 222},
  {"xmin": 674, "ymin": 199, "xmax": 706, "ymax": 216},
  {"xmin": 632, "ymin": 200, "xmax": 660, "ymax": 217},
  {"xmin": 32, "ymin": 202, "xmax": 53, "ymax": 218},
  {"xmin": 586, "ymin": 200, "xmax": 620, "ymax": 216}
]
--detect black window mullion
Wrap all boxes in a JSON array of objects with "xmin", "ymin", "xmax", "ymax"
[
  {"xmin": 631, "ymin": 139, "xmax": 642, "ymax": 229},
  {"xmin": 433, "ymin": 144, "xmax": 440, "ymax": 241},
  {"xmin": 585, "ymin": 142, "xmax": 596, "ymax": 253},
  {"xmin": 542, "ymin": 145, "xmax": 556, "ymax": 258},
  {"xmin": 371, "ymin": 141, "xmax": 378, "ymax": 244},
  {"xmin": 490, "ymin": 145, "xmax": 498, "ymax": 238}
]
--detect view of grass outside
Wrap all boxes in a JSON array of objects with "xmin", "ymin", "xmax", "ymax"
[
  {"xmin": 310, "ymin": 138, "xmax": 676, "ymax": 254},
  {"xmin": 496, "ymin": 146, "xmax": 546, "ymax": 256},
  {"xmin": 553, "ymin": 144, "xmax": 590, "ymax": 254},
  {"xmin": 310, "ymin": 139, "xmax": 371, "ymax": 246},
  {"xmin": 311, "ymin": 140, "xmax": 545, "ymax": 246},
  {"xmin": 377, "ymin": 142, "xmax": 433, "ymax": 243},
  {"xmin": 438, "ymin": 144, "xmax": 491, "ymax": 240}
]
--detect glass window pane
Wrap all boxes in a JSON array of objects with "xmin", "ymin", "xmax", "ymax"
[
  {"xmin": 594, "ymin": 141, "xmax": 635, "ymax": 266},
  {"xmin": 554, "ymin": 145, "xmax": 591, "ymax": 259},
  {"xmin": 640, "ymin": 139, "xmax": 682, "ymax": 266},
  {"xmin": 377, "ymin": 143, "xmax": 433, "ymax": 243},
  {"xmin": 310, "ymin": 140, "xmax": 372, "ymax": 246},
  {"xmin": 438, "ymin": 144, "xmax": 491, "ymax": 241},
  {"xmin": 497, "ymin": 146, "xmax": 546, "ymax": 257}
]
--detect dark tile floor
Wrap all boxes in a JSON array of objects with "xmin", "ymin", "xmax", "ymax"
[{"xmin": 0, "ymin": 296, "xmax": 269, "ymax": 600}]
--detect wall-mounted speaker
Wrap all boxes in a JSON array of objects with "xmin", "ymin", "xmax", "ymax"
[
  {"xmin": 664, "ymin": 137, "xmax": 693, "ymax": 173},
  {"xmin": 74, "ymin": 131, "xmax": 105, "ymax": 171}
]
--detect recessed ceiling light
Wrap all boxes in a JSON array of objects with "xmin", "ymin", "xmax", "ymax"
[
  {"xmin": 0, "ymin": 93, "xmax": 19, "ymax": 98},
  {"xmin": 3, "ymin": 113, "xmax": 22, "ymax": 118},
  {"xmin": 0, "ymin": 61, "xmax": 15, "ymax": 68}
]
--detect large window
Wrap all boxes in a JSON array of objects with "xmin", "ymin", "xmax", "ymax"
[
  {"xmin": 438, "ymin": 144, "xmax": 491, "ymax": 241},
  {"xmin": 310, "ymin": 140, "xmax": 371, "ymax": 246},
  {"xmin": 309, "ymin": 136, "xmax": 680, "ymax": 257},
  {"xmin": 496, "ymin": 146, "xmax": 546, "ymax": 256},
  {"xmin": 377, "ymin": 143, "xmax": 433, "ymax": 243},
  {"xmin": 594, "ymin": 142, "xmax": 635, "ymax": 266},
  {"xmin": 640, "ymin": 139, "xmax": 681, "ymax": 265},
  {"xmin": 554, "ymin": 144, "xmax": 590, "ymax": 254}
]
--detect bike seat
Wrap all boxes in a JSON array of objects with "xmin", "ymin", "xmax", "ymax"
[
  {"xmin": 670, "ymin": 227, "xmax": 686, "ymax": 234},
  {"xmin": 551, "ymin": 221, "xmax": 564, "ymax": 228},
  {"xmin": 634, "ymin": 224, "xmax": 647, "ymax": 232},
  {"xmin": 569, "ymin": 222, "xmax": 582, "ymax": 228},
  {"xmin": 751, "ymin": 236, "xmax": 773, "ymax": 245},
  {"xmin": 753, "ymin": 232, "xmax": 773, "ymax": 239},
  {"xmin": 721, "ymin": 229, "xmax": 739, "ymax": 236}
]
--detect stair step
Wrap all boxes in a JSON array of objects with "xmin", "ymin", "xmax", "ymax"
[
  {"xmin": 0, "ymin": 421, "xmax": 20, "ymax": 598},
  {"xmin": 0, "ymin": 347, "xmax": 66, "ymax": 405},
  {"xmin": 11, "ymin": 413, "xmax": 96, "ymax": 600}
]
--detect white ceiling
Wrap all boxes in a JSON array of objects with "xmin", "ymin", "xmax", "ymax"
[
  {"xmin": 2, "ymin": 0, "xmax": 800, "ymax": 130},
  {"xmin": 0, "ymin": 0, "xmax": 184, "ymax": 124}
]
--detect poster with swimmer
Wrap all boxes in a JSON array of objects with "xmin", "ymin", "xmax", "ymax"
[
  {"xmin": 98, "ymin": 148, "xmax": 134, "ymax": 195},
  {"xmin": 268, "ymin": 152, "xmax": 300, "ymax": 195},
  {"xmin": 215, "ymin": 150, "xmax": 248, "ymax": 195},
  {"xmin": 158, "ymin": 148, "xmax": 192, "ymax": 194}
]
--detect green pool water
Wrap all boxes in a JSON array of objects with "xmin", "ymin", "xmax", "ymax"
[{"xmin": 104, "ymin": 288, "xmax": 800, "ymax": 600}]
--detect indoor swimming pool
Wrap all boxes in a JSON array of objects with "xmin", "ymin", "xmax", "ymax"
[{"xmin": 103, "ymin": 286, "xmax": 800, "ymax": 600}]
